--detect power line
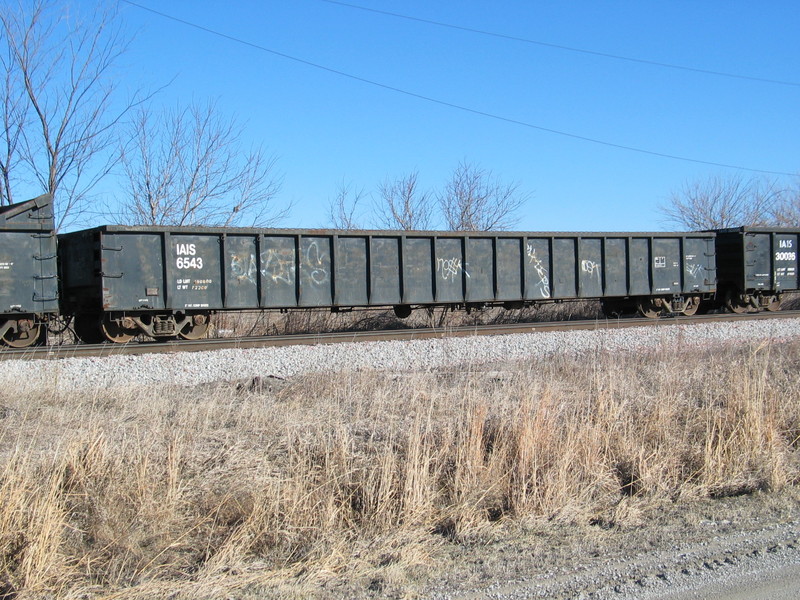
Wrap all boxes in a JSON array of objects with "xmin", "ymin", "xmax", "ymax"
[
  {"xmin": 318, "ymin": 0, "xmax": 800, "ymax": 89},
  {"xmin": 120, "ymin": 0, "xmax": 797, "ymax": 177}
]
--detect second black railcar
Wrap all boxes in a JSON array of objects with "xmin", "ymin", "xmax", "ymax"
[{"xmin": 57, "ymin": 225, "xmax": 717, "ymax": 343}]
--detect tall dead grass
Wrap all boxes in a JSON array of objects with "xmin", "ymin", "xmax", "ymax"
[
  {"xmin": 208, "ymin": 300, "xmax": 603, "ymax": 339},
  {"xmin": 1, "ymin": 340, "xmax": 799, "ymax": 598}
]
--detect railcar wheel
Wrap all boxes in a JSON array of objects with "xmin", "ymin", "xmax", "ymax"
[
  {"xmin": 766, "ymin": 295, "xmax": 782, "ymax": 312},
  {"xmin": 1, "ymin": 319, "xmax": 41, "ymax": 348},
  {"xmin": 601, "ymin": 299, "xmax": 627, "ymax": 317},
  {"xmin": 101, "ymin": 316, "xmax": 137, "ymax": 344},
  {"xmin": 179, "ymin": 314, "xmax": 211, "ymax": 340},
  {"xmin": 393, "ymin": 305, "xmax": 413, "ymax": 319},
  {"xmin": 73, "ymin": 315, "xmax": 106, "ymax": 344},
  {"xmin": 682, "ymin": 296, "xmax": 701, "ymax": 316},
  {"xmin": 637, "ymin": 298, "xmax": 662, "ymax": 319},
  {"xmin": 725, "ymin": 291, "xmax": 748, "ymax": 314}
]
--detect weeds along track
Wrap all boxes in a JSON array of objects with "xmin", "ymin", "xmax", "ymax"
[
  {"xmin": 1, "ymin": 336, "xmax": 799, "ymax": 598},
  {"xmin": 3, "ymin": 309, "xmax": 800, "ymax": 360}
]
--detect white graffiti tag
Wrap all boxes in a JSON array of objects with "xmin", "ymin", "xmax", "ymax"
[
  {"xmin": 581, "ymin": 259, "xmax": 601, "ymax": 282},
  {"xmin": 261, "ymin": 248, "xmax": 295, "ymax": 285},
  {"xmin": 304, "ymin": 241, "xmax": 329, "ymax": 285},
  {"xmin": 685, "ymin": 262, "xmax": 704, "ymax": 278},
  {"xmin": 231, "ymin": 252, "xmax": 258, "ymax": 284},
  {"xmin": 526, "ymin": 244, "xmax": 550, "ymax": 298},
  {"xmin": 436, "ymin": 256, "xmax": 469, "ymax": 281}
]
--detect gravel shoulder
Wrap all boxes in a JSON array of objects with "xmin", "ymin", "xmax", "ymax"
[
  {"xmin": 4, "ymin": 317, "xmax": 800, "ymax": 392},
  {"xmin": 417, "ymin": 487, "xmax": 800, "ymax": 600}
]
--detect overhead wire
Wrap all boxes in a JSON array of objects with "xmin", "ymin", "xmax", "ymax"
[
  {"xmin": 120, "ymin": 0, "xmax": 797, "ymax": 177},
  {"xmin": 318, "ymin": 0, "xmax": 800, "ymax": 89}
]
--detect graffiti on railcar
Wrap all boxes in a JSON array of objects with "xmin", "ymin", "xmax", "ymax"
[
  {"xmin": 436, "ymin": 256, "xmax": 469, "ymax": 281},
  {"xmin": 684, "ymin": 257, "xmax": 704, "ymax": 279},
  {"xmin": 261, "ymin": 247, "xmax": 295, "ymax": 285},
  {"xmin": 230, "ymin": 252, "xmax": 258, "ymax": 285},
  {"xmin": 526, "ymin": 243, "xmax": 550, "ymax": 298},
  {"xmin": 581, "ymin": 259, "xmax": 601, "ymax": 282},
  {"xmin": 302, "ymin": 240, "xmax": 329, "ymax": 285}
]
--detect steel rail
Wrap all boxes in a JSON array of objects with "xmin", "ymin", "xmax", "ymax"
[{"xmin": 2, "ymin": 310, "xmax": 800, "ymax": 361}]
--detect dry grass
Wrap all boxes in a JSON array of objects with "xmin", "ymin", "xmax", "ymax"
[
  {"xmin": 1, "ymin": 339, "xmax": 799, "ymax": 598},
  {"xmin": 209, "ymin": 300, "xmax": 603, "ymax": 339}
]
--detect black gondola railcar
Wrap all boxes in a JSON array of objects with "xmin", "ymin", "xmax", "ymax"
[
  {"xmin": 0, "ymin": 194, "xmax": 59, "ymax": 347},
  {"xmin": 57, "ymin": 226, "xmax": 717, "ymax": 343},
  {"xmin": 712, "ymin": 227, "xmax": 800, "ymax": 312}
]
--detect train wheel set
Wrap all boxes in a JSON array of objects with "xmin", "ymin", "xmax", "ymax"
[{"xmin": 2, "ymin": 196, "xmax": 799, "ymax": 347}]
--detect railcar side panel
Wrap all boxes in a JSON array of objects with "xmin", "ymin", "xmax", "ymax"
[
  {"xmin": 403, "ymin": 237, "xmax": 434, "ymax": 304},
  {"xmin": 261, "ymin": 235, "xmax": 297, "ymax": 307},
  {"xmin": 604, "ymin": 238, "xmax": 627, "ymax": 297},
  {"xmin": 335, "ymin": 236, "xmax": 368, "ymax": 306},
  {"xmin": 682, "ymin": 237, "xmax": 713, "ymax": 293},
  {"xmin": 225, "ymin": 235, "xmax": 259, "ymax": 308},
  {"xmin": 524, "ymin": 238, "xmax": 551, "ymax": 299},
  {"xmin": 745, "ymin": 233, "xmax": 771, "ymax": 291},
  {"xmin": 628, "ymin": 238, "xmax": 651, "ymax": 296},
  {"xmin": 774, "ymin": 232, "xmax": 799, "ymax": 291},
  {"xmin": 465, "ymin": 237, "xmax": 494, "ymax": 302},
  {"xmin": 496, "ymin": 237, "xmax": 523, "ymax": 300},
  {"xmin": 434, "ymin": 237, "xmax": 463, "ymax": 302},
  {"xmin": 651, "ymin": 238, "xmax": 681, "ymax": 294},
  {"xmin": 169, "ymin": 234, "xmax": 222, "ymax": 310},
  {"xmin": 100, "ymin": 232, "xmax": 166, "ymax": 311},
  {"xmin": 552, "ymin": 238, "xmax": 577, "ymax": 299},
  {"xmin": 578, "ymin": 238, "xmax": 603, "ymax": 298},
  {"xmin": 369, "ymin": 236, "xmax": 401, "ymax": 305},
  {"xmin": 298, "ymin": 236, "xmax": 332, "ymax": 307}
]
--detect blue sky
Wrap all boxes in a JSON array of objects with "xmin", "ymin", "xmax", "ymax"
[{"xmin": 111, "ymin": 0, "xmax": 798, "ymax": 231}]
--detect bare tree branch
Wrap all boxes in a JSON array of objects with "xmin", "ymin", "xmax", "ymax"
[
  {"xmin": 327, "ymin": 180, "xmax": 364, "ymax": 230},
  {"xmin": 660, "ymin": 174, "xmax": 781, "ymax": 230},
  {"xmin": 438, "ymin": 160, "xmax": 527, "ymax": 231},
  {"xmin": 118, "ymin": 102, "xmax": 286, "ymax": 227},
  {"xmin": 769, "ymin": 178, "xmax": 800, "ymax": 226},
  {"xmin": 1, "ymin": 0, "xmax": 143, "ymax": 229},
  {"xmin": 373, "ymin": 171, "xmax": 432, "ymax": 230}
]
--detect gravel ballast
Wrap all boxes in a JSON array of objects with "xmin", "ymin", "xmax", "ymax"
[{"xmin": 5, "ymin": 317, "xmax": 800, "ymax": 391}]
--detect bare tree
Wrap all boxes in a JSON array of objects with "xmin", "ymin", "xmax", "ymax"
[
  {"xmin": 373, "ymin": 171, "xmax": 433, "ymax": 230},
  {"xmin": 660, "ymin": 174, "xmax": 781, "ymax": 230},
  {"xmin": 327, "ymin": 180, "xmax": 365, "ymax": 229},
  {"xmin": 0, "ymin": 27, "xmax": 28, "ymax": 207},
  {"xmin": 439, "ymin": 160, "xmax": 528, "ymax": 231},
  {"xmin": 769, "ymin": 179, "xmax": 800, "ymax": 226},
  {"xmin": 1, "ymin": 0, "xmax": 138, "ymax": 229},
  {"xmin": 118, "ymin": 102, "xmax": 285, "ymax": 227}
]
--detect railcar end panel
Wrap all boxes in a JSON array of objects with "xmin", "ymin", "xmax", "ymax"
[{"xmin": 0, "ymin": 195, "xmax": 58, "ymax": 315}]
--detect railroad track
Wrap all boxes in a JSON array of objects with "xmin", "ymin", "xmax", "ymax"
[{"xmin": 2, "ymin": 309, "xmax": 799, "ymax": 361}]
